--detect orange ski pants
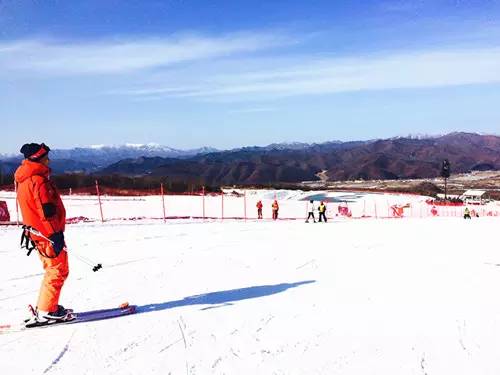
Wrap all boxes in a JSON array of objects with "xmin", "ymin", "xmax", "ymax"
[{"xmin": 36, "ymin": 241, "xmax": 69, "ymax": 312}]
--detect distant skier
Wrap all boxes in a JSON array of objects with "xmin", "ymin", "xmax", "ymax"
[
  {"xmin": 464, "ymin": 207, "xmax": 471, "ymax": 219},
  {"xmin": 14, "ymin": 143, "xmax": 73, "ymax": 325},
  {"xmin": 256, "ymin": 200, "xmax": 263, "ymax": 219},
  {"xmin": 306, "ymin": 200, "xmax": 316, "ymax": 223},
  {"xmin": 318, "ymin": 201, "xmax": 327, "ymax": 222},
  {"xmin": 272, "ymin": 200, "xmax": 279, "ymax": 220}
]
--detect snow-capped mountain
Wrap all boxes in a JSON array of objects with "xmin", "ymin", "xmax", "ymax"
[
  {"xmin": 50, "ymin": 144, "xmax": 219, "ymax": 167},
  {"xmin": 263, "ymin": 142, "xmax": 315, "ymax": 150},
  {"xmin": 0, "ymin": 144, "xmax": 219, "ymax": 174},
  {"xmin": 232, "ymin": 140, "xmax": 348, "ymax": 153}
]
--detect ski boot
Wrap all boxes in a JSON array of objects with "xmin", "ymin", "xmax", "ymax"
[{"xmin": 24, "ymin": 304, "xmax": 75, "ymax": 328}]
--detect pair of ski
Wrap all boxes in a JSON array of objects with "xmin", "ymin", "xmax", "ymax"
[{"xmin": 0, "ymin": 302, "xmax": 136, "ymax": 334}]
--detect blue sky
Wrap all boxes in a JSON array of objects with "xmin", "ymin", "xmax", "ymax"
[{"xmin": 1, "ymin": 0, "xmax": 500, "ymax": 153}]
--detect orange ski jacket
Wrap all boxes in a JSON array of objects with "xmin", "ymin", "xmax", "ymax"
[{"xmin": 15, "ymin": 160, "xmax": 66, "ymax": 238}]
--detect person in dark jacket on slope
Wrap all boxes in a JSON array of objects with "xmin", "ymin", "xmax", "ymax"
[{"xmin": 318, "ymin": 201, "xmax": 327, "ymax": 222}]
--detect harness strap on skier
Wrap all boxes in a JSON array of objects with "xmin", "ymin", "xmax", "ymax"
[
  {"xmin": 20, "ymin": 225, "xmax": 103, "ymax": 271},
  {"xmin": 20, "ymin": 225, "xmax": 58, "ymax": 258},
  {"xmin": 20, "ymin": 225, "xmax": 37, "ymax": 256}
]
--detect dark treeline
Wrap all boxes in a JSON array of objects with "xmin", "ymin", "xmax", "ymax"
[
  {"xmin": 390, "ymin": 182, "xmax": 442, "ymax": 197},
  {"xmin": 0, "ymin": 173, "xmax": 14, "ymax": 186},
  {"xmin": 0, "ymin": 173, "xmax": 462, "ymax": 197},
  {"xmin": 0, "ymin": 171, "xmax": 317, "ymax": 194},
  {"xmin": 0, "ymin": 173, "xmax": 222, "ymax": 194},
  {"xmin": 2, "ymin": 173, "xmax": 497, "ymax": 200}
]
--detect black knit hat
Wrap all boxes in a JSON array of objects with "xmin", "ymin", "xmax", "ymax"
[{"xmin": 20, "ymin": 143, "xmax": 51, "ymax": 161}]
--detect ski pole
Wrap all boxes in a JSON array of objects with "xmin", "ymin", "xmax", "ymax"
[{"xmin": 23, "ymin": 226, "xmax": 102, "ymax": 272}]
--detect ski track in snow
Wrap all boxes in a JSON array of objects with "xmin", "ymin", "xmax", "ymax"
[
  {"xmin": 6, "ymin": 273, "xmax": 44, "ymax": 281},
  {"xmin": 43, "ymin": 330, "xmax": 75, "ymax": 374},
  {"xmin": 1, "ymin": 216, "xmax": 500, "ymax": 374}
]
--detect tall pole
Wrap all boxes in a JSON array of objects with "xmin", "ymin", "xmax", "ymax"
[
  {"xmin": 95, "ymin": 180, "xmax": 104, "ymax": 223},
  {"xmin": 14, "ymin": 182, "xmax": 19, "ymax": 225},
  {"xmin": 244, "ymin": 190, "xmax": 247, "ymax": 220},
  {"xmin": 202, "ymin": 186, "xmax": 206, "ymax": 219},
  {"xmin": 441, "ymin": 159, "xmax": 450, "ymax": 201},
  {"xmin": 221, "ymin": 190, "xmax": 224, "ymax": 220},
  {"xmin": 160, "ymin": 183, "xmax": 166, "ymax": 223}
]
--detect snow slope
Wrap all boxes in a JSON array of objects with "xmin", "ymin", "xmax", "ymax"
[{"xmin": 1, "ymin": 216, "xmax": 499, "ymax": 374}]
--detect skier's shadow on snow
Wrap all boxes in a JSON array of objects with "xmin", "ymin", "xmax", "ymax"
[{"xmin": 135, "ymin": 280, "xmax": 315, "ymax": 314}]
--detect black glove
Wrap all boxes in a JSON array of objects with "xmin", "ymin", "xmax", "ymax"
[{"xmin": 49, "ymin": 231, "xmax": 65, "ymax": 256}]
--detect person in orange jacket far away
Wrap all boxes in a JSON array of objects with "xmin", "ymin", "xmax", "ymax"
[
  {"xmin": 256, "ymin": 200, "xmax": 263, "ymax": 219},
  {"xmin": 15, "ymin": 143, "xmax": 73, "ymax": 325},
  {"xmin": 272, "ymin": 200, "xmax": 279, "ymax": 220}
]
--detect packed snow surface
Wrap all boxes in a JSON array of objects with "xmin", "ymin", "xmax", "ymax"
[{"xmin": 1, "ymin": 216, "xmax": 499, "ymax": 374}]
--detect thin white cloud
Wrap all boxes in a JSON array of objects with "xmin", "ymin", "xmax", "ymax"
[
  {"xmin": 228, "ymin": 107, "xmax": 277, "ymax": 114},
  {"xmin": 108, "ymin": 85, "xmax": 202, "ymax": 96},
  {"xmin": 117, "ymin": 47, "xmax": 500, "ymax": 101},
  {"xmin": 3, "ymin": 30, "xmax": 500, "ymax": 102},
  {"xmin": 0, "ymin": 32, "xmax": 294, "ymax": 75},
  {"xmin": 378, "ymin": 1, "xmax": 425, "ymax": 13}
]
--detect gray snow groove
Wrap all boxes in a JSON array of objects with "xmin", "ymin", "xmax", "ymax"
[
  {"xmin": 0, "ymin": 289, "xmax": 39, "ymax": 302},
  {"xmin": 43, "ymin": 331, "xmax": 75, "ymax": 374},
  {"xmin": 178, "ymin": 318, "xmax": 187, "ymax": 349},
  {"xmin": 6, "ymin": 273, "xmax": 44, "ymax": 282}
]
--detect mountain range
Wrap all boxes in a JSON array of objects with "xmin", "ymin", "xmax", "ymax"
[
  {"xmin": 0, "ymin": 144, "xmax": 218, "ymax": 175},
  {"xmin": 98, "ymin": 132, "xmax": 500, "ymax": 185},
  {"xmin": 1, "ymin": 133, "xmax": 499, "ymax": 185}
]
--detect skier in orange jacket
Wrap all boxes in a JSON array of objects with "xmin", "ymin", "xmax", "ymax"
[
  {"xmin": 272, "ymin": 200, "xmax": 279, "ymax": 220},
  {"xmin": 15, "ymin": 143, "xmax": 72, "ymax": 324},
  {"xmin": 256, "ymin": 200, "xmax": 263, "ymax": 219}
]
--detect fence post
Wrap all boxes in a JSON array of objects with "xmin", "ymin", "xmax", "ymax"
[
  {"xmin": 374, "ymin": 200, "xmax": 378, "ymax": 219},
  {"xmin": 202, "ymin": 186, "xmax": 206, "ymax": 219},
  {"xmin": 160, "ymin": 183, "xmax": 166, "ymax": 223},
  {"xmin": 14, "ymin": 182, "xmax": 19, "ymax": 225},
  {"xmin": 95, "ymin": 180, "xmax": 104, "ymax": 223},
  {"xmin": 244, "ymin": 190, "xmax": 247, "ymax": 220},
  {"xmin": 221, "ymin": 190, "xmax": 224, "ymax": 220}
]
